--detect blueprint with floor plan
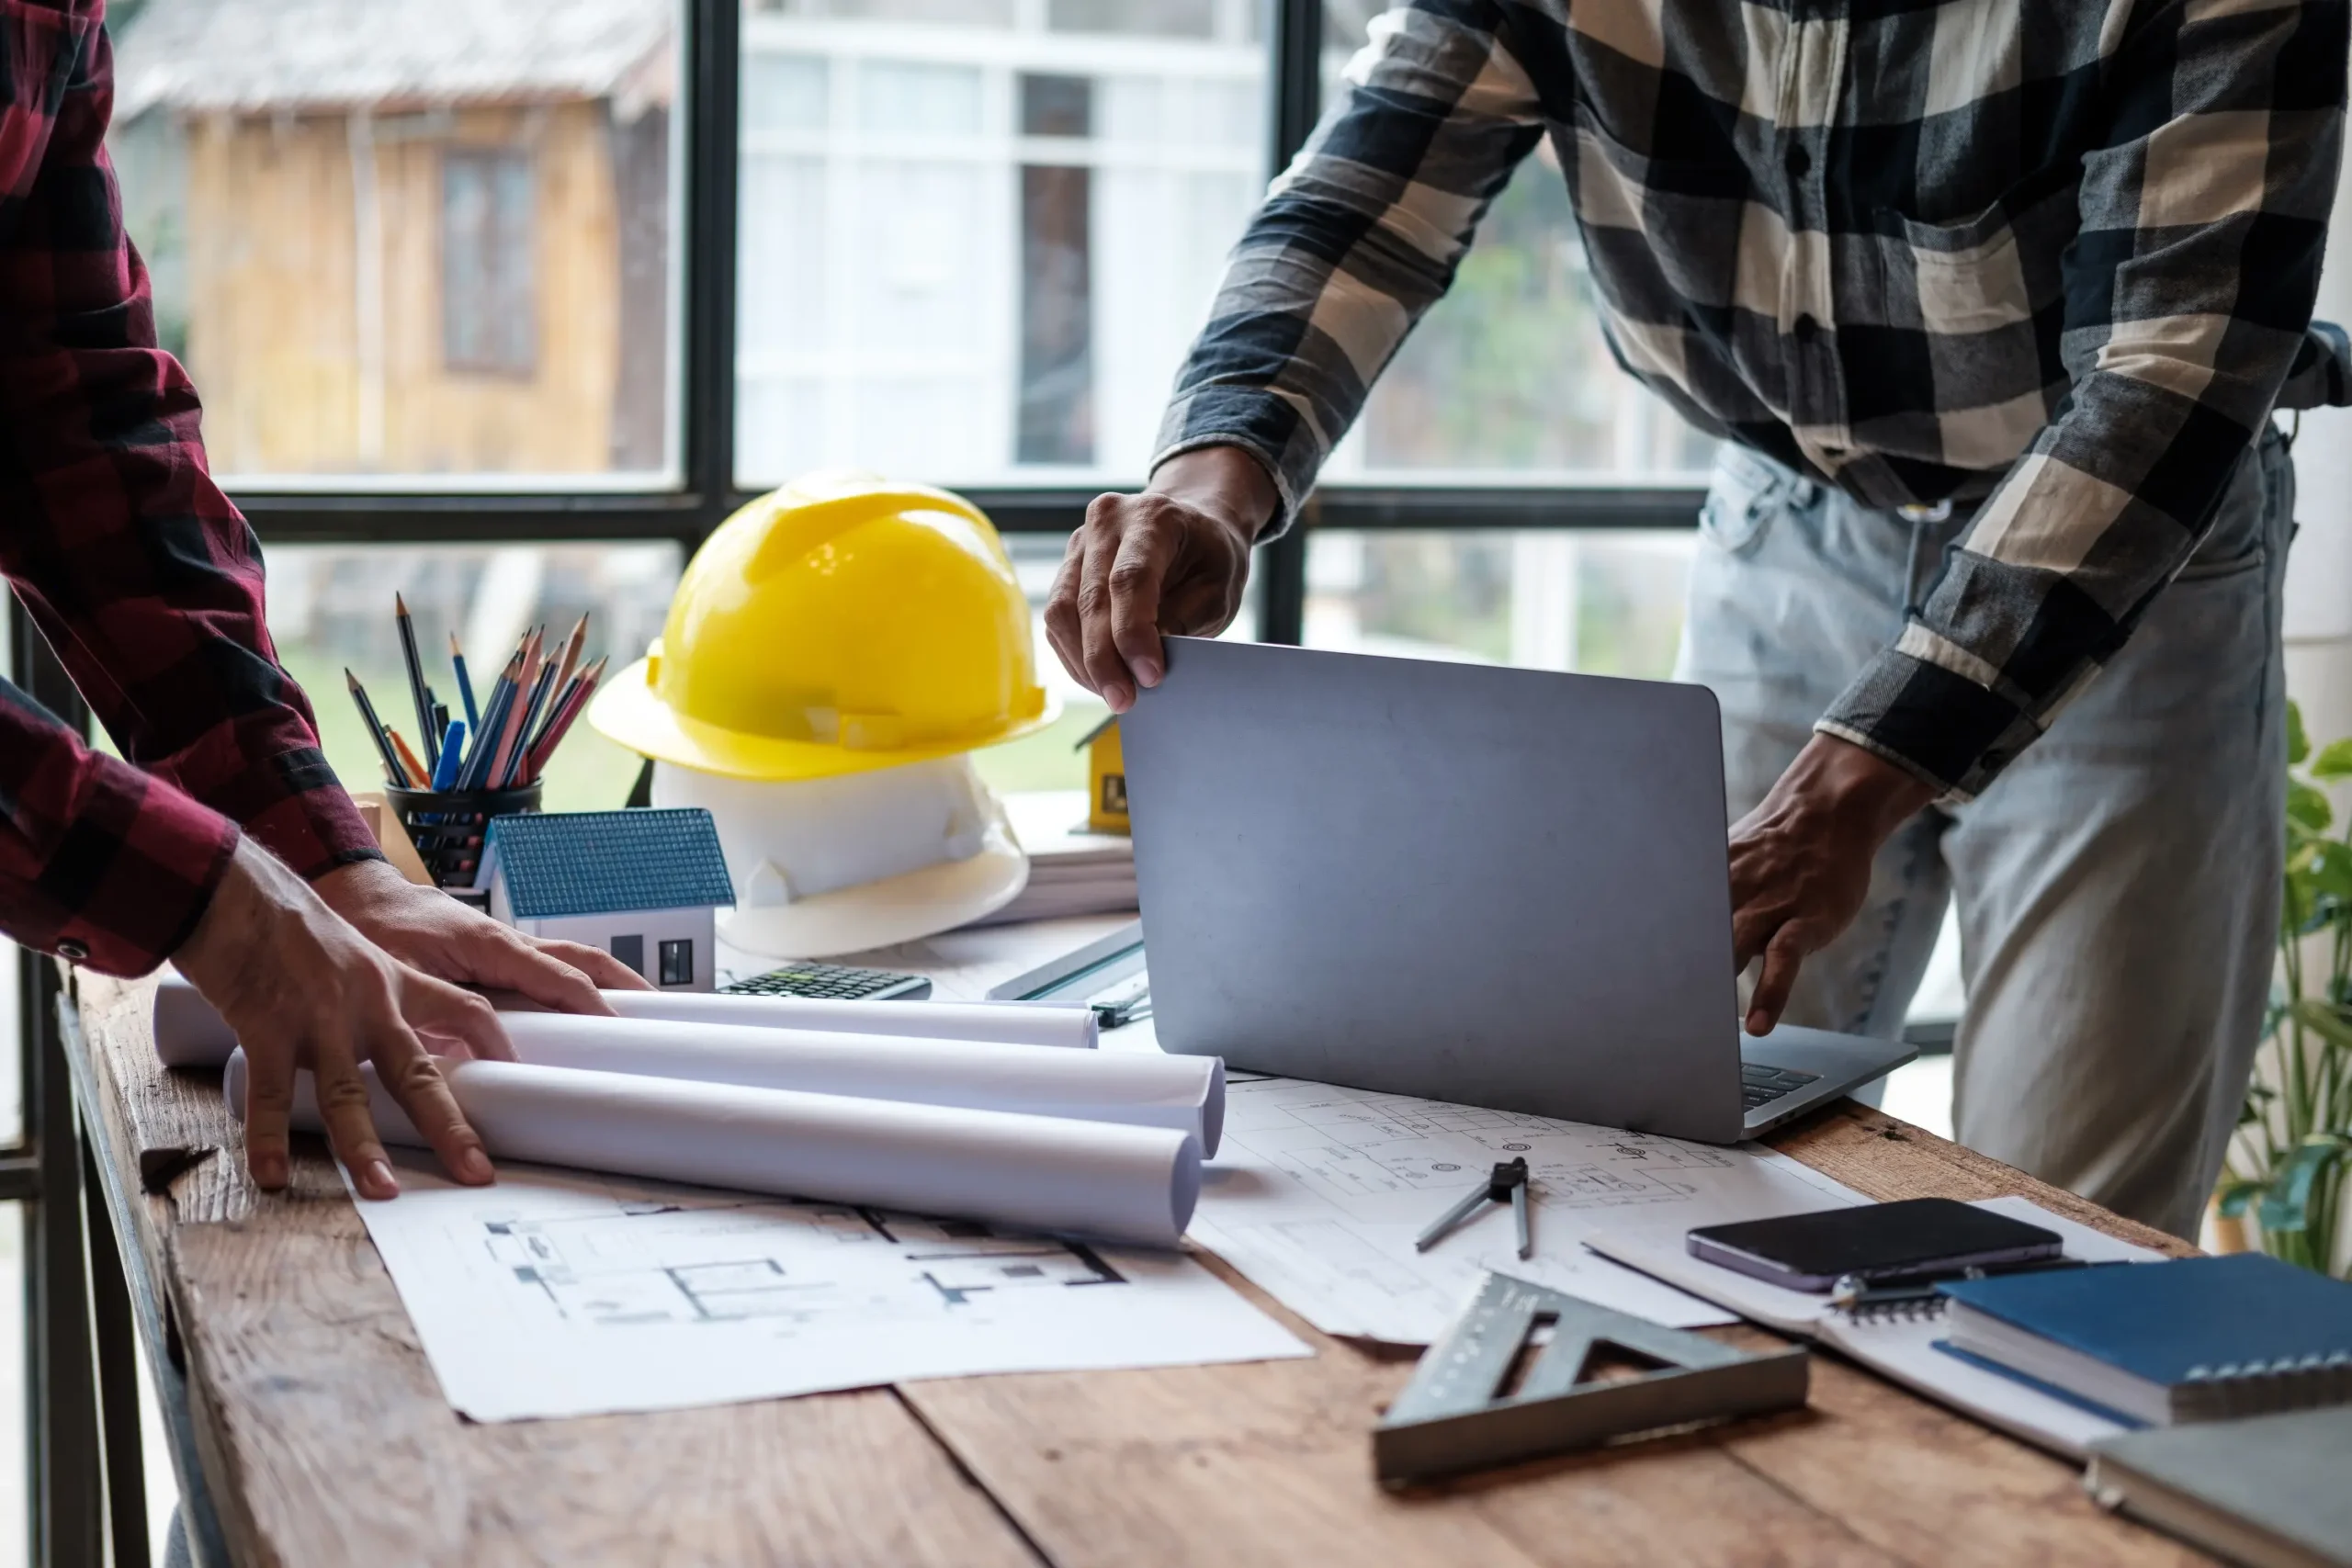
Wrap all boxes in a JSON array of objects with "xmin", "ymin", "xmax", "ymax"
[
  {"xmin": 1187, "ymin": 1075, "xmax": 1868, "ymax": 1344},
  {"xmin": 355, "ymin": 1150, "xmax": 1306, "ymax": 1422}
]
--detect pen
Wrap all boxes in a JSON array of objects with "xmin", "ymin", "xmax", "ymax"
[{"xmin": 431, "ymin": 721, "xmax": 468, "ymax": 791}]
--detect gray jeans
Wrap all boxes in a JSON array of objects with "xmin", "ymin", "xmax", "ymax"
[{"xmin": 1676, "ymin": 432, "xmax": 2293, "ymax": 1239}]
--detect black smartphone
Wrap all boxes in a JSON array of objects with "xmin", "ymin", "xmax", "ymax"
[{"xmin": 1686, "ymin": 1198, "xmax": 2064, "ymax": 1292}]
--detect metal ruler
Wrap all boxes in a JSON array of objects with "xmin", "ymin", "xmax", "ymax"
[{"xmin": 1374, "ymin": 1272, "xmax": 1809, "ymax": 1487}]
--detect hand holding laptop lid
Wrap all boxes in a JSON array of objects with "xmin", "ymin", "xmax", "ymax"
[{"xmin": 1046, "ymin": 448, "xmax": 1936, "ymax": 1036}]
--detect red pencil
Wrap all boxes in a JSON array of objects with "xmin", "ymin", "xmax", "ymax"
[{"xmin": 526, "ymin": 656, "xmax": 605, "ymax": 781}]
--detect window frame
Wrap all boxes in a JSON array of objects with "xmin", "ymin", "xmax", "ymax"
[{"xmin": 226, "ymin": 0, "xmax": 1707, "ymax": 592}]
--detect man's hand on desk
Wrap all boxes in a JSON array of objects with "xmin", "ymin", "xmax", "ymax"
[
  {"xmin": 312, "ymin": 857, "xmax": 651, "ymax": 1008},
  {"xmin": 175, "ymin": 840, "xmax": 520, "ymax": 1200},
  {"xmin": 1731, "ymin": 735, "xmax": 1937, "ymax": 1035},
  {"xmin": 1045, "ymin": 446, "xmax": 1274, "ymax": 710}
]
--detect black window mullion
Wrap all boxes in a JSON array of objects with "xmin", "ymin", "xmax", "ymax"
[
  {"xmin": 684, "ymin": 0, "xmax": 740, "ymax": 543},
  {"xmin": 1251, "ymin": 0, "xmax": 1323, "ymax": 645}
]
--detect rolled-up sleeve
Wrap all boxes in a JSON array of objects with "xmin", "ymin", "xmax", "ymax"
[
  {"xmin": 1153, "ymin": 0, "xmax": 1547, "ymax": 531},
  {"xmin": 1819, "ymin": 0, "xmax": 2347, "ymax": 798}
]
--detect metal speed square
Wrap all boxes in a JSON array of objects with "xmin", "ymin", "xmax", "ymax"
[{"xmin": 1374, "ymin": 1272, "xmax": 1809, "ymax": 1487}]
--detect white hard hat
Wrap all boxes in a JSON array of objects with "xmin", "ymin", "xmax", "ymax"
[{"xmin": 650, "ymin": 755, "xmax": 1028, "ymax": 958}]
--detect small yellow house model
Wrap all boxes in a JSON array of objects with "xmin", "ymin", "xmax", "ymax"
[{"xmin": 1077, "ymin": 716, "xmax": 1129, "ymax": 834}]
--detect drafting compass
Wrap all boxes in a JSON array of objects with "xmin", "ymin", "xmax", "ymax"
[{"xmin": 1415, "ymin": 1157, "xmax": 1532, "ymax": 1259}]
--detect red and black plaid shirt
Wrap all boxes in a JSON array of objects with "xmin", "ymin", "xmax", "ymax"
[{"xmin": 1, "ymin": 0, "xmax": 379, "ymax": 976}]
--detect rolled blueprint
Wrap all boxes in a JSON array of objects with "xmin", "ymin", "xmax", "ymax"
[
  {"xmin": 535, "ymin": 988, "xmax": 1101, "ymax": 1050},
  {"xmin": 223, "ymin": 1052, "xmax": 1199, "ymax": 1246},
  {"xmin": 154, "ymin": 973, "xmax": 1099, "ymax": 1069},
  {"xmin": 494, "ymin": 1012, "xmax": 1223, "ymax": 1154},
  {"xmin": 153, "ymin": 972, "xmax": 237, "ymax": 1067}
]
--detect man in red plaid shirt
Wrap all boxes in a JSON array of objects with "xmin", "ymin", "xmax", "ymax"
[{"xmin": 0, "ymin": 2, "xmax": 642, "ymax": 1199}]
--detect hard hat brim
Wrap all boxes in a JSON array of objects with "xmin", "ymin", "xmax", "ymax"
[
  {"xmin": 718, "ymin": 829, "xmax": 1031, "ymax": 958},
  {"xmin": 588, "ymin": 657, "xmax": 1063, "ymax": 782}
]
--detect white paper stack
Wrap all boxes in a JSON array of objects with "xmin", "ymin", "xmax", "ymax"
[{"xmin": 970, "ymin": 790, "xmax": 1136, "ymax": 927}]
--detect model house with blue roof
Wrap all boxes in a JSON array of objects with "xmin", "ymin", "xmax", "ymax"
[{"xmin": 478, "ymin": 808, "xmax": 736, "ymax": 990}]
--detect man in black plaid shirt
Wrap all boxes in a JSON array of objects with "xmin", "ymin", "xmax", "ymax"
[{"xmin": 1046, "ymin": 0, "xmax": 2352, "ymax": 1237}]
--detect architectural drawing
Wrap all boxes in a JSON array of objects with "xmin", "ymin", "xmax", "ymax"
[
  {"xmin": 352, "ymin": 1155, "xmax": 1304, "ymax": 1423},
  {"xmin": 1189, "ymin": 1077, "xmax": 1865, "ymax": 1345}
]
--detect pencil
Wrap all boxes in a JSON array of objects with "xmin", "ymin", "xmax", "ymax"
[
  {"xmin": 345, "ymin": 669, "xmax": 407, "ymax": 785},
  {"xmin": 553, "ymin": 612, "xmax": 587, "ymax": 692},
  {"xmin": 511, "ymin": 658, "xmax": 561, "ymax": 775},
  {"xmin": 526, "ymin": 657, "xmax": 604, "ymax": 781},
  {"xmin": 460, "ymin": 654, "xmax": 521, "ymax": 790},
  {"xmin": 387, "ymin": 728, "xmax": 431, "ymax": 790},
  {"xmin": 393, "ymin": 592, "xmax": 433, "ymax": 747},
  {"xmin": 448, "ymin": 631, "xmax": 480, "ymax": 731}
]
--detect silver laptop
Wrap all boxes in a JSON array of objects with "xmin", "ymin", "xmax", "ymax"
[{"xmin": 1120, "ymin": 637, "xmax": 1915, "ymax": 1144}]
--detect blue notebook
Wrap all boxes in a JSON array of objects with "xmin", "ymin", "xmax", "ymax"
[{"xmin": 1939, "ymin": 1254, "xmax": 2352, "ymax": 1427}]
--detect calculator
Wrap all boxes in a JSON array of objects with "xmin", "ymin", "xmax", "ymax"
[{"xmin": 720, "ymin": 963, "xmax": 933, "ymax": 1001}]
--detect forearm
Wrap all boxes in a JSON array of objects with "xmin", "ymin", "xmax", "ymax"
[
  {"xmin": 1155, "ymin": 0, "xmax": 1543, "ymax": 533},
  {"xmin": 1823, "ymin": 0, "xmax": 2342, "ymax": 798}
]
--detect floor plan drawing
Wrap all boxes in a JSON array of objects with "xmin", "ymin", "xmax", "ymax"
[
  {"xmin": 353, "ymin": 1153, "xmax": 1306, "ymax": 1423},
  {"xmin": 1188, "ymin": 1077, "xmax": 1866, "ymax": 1344}
]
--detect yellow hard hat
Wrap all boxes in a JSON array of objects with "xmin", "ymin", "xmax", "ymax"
[{"xmin": 589, "ymin": 471, "xmax": 1055, "ymax": 781}]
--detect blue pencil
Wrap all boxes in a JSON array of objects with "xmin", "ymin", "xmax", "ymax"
[
  {"xmin": 431, "ymin": 721, "xmax": 468, "ymax": 790},
  {"xmin": 447, "ymin": 631, "xmax": 480, "ymax": 732}
]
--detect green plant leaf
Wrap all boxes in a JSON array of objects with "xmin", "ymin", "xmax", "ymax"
[
  {"xmin": 2290, "ymin": 779, "xmax": 2335, "ymax": 834},
  {"xmin": 2256, "ymin": 1136, "xmax": 2352, "ymax": 1235},
  {"xmin": 2314, "ymin": 738, "xmax": 2352, "ymax": 782},
  {"xmin": 2289, "ymin": 998, "xmax": 2352, "ymax": 1051},
  {"xmin": 2217, "ymin": 1178, "xmax": 2267, "ymax": 1219},
  {"xmin": 2289, "ymin": 700, "xmax": 2311, "ymax": 765}
]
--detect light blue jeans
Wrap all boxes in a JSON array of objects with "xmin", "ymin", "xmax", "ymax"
[{"xmin": 1677, "ymin": 432, "xmax": 2293, "ymax": 1239}]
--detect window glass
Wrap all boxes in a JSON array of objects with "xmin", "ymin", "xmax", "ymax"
[
  {"xmin": 1315, "ymin": 6, "xmax": 1712, "ymax": 482},
  {"xmin": 1304, "ymin": 530, "xmax": 1696, "ymax": 679},
  {"xmin": 1050, "ymin": 0, "xmax": 1217, "ymax": 38},
  {"xmin": 260, "ymin": 545, "xmax": 684, "ymax": 813},
  {"xmin": 109, "ymin": 0, "xmax": 684, "ymax": 484},
  {"xmin": 735, "ymin": 0, "xmax": 1267, "ymax": 489}
]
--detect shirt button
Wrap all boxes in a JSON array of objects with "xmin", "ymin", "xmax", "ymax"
[
  {"xmin": 57, "ymin": 939, "xmax": 88, "ymax": 963},
  {"xmin": 1785, "ymin": 143, "xmax": 1811, "ymax": 179},
  {"xmin": 1793, "ymin": 314, "xmax": 1820, "ymax": 343}
]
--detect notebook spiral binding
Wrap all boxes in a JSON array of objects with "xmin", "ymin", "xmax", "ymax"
[
  {"xmin": 1830, "ymin": 1289, "xmax": 1950, "ymax": 1325},
  {"xmin": 2175, "ymin": 1352, "xmax": 2352, "ymax": 1420}
]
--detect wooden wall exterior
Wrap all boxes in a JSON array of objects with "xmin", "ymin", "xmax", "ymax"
[{"xmin": 181, "ymin": 100, "xmax": 626, "ymax": 475}]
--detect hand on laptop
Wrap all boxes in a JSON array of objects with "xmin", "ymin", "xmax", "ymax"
[
  {"xmin": 1046, "ymin": 446, "xmax": 1277, "ymax": 711},
  {"xmin": 1730, "ymin": 735, "xmax": 1936, "ymax": 1033}
]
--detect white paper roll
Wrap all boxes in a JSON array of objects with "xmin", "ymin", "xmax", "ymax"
[
  {"xmin": 565, "ymin": 988, "xmax": 1100, "ymax": 1049},
  {"xmin": 153, "ymin": 972, "xmax": 238, "ymax": 1067},
  {"xmin": 224, "ymin": 1051, "xmax": 1198, "ymax": 1247},
  {"xmin": 494, "ymin": 1012, "xmax": 1223, "ymax": 1154},
  {"xmin": 155, "ymin": 974, "xmax": 1100, "ymax": 1070}
]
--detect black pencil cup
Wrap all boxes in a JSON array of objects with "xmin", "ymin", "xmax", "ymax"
[{"xmin": 384, "ymin": 783, "xmax": 543, "ymax": 897}]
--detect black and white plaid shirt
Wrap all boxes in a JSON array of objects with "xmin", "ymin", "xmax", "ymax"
[{"xmin": 1158, "ymin": 0, "xmax": 2351, "ymax": 798}]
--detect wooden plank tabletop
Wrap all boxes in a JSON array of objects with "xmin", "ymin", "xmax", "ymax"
[{"xmin": 71, "ymin": 966, "xmax": 2215, "ymax": 1568}]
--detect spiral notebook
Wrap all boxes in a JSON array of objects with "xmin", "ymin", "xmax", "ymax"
[
  {"xmin": 1583, "ymin": 1196, "xmax": 2164, "ymax": 1457},
  {"xmin": 1941, "ymin": 1253, "xmax": 2352, "ymax": 1427}
]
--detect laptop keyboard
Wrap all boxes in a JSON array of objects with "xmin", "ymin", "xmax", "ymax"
[{"xmin": 1741, "ymin": 1062, "xmax": 1822, "ymax": 1111}]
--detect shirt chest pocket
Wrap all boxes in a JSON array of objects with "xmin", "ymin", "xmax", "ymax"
[{"xmin": 0, "ymin": 2, "xmax": 92, "ymax": 206}]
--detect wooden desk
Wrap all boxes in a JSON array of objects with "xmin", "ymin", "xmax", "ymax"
[{"xmin": 69, "ymin": 965, "xmax": 2218, "ymax": 1568}]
